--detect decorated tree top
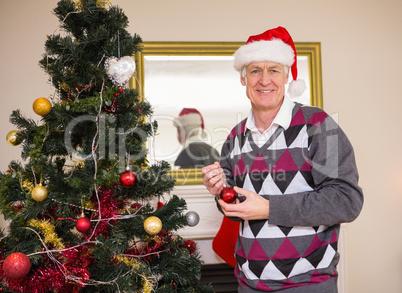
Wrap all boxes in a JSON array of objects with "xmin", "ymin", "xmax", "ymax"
[
  {"xmin": 40, "ymin": 0, "xmax": 141, "ymax": 101},
  {"xmin": 0, "ymin": 0, "xmax": 213, "ymax": 292}
]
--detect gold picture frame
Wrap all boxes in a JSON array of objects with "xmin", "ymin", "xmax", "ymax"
[{"xmin": 132, "ymin": 42, "xmax": 323, "ymax": 185}]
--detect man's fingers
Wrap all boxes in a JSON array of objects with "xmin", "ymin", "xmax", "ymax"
[
  {"xmin": 234, "ymin": 186, "xmax": 248, "ymax": 196},
  {"xmin": 203, "ymin": 163, "xmax": 224, "ymax": 182},
  {"xmin": 202, "ymin": 162, "xmax": 227, "ymax": 195},
  {"xmin": 202, "ymin": 162, "xmax": 219, "ymax": 176}
]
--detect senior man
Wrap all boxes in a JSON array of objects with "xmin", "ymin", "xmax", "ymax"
[{"xmin": 202, "ymin": 26, "xmax": 363, "ymax": 292}]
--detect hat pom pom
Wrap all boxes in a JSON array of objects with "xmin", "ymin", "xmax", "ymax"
[
  {"xmin": 200, "ymin": 130, "xmax": 207, "ymax": 139},
  {"xmin": 288, "ymin": 79, "xmax": 306, "ymax": 97}
]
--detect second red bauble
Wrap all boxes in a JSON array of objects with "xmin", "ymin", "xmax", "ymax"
[
  {"xmin": 220, "ymin": 187, "xmax": 237, "ymax": 203},
  {"xmin": 119, "ymin": 170, "xmax": 136, "ymax": 188},
  {"xmin": 76, "ymin": 216, "xmax": 91, "ymax": 233}
]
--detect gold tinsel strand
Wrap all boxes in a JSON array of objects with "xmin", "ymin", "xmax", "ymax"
[
  {"xmin": 140, "ymin": 165, "xmax": 150, "ymax": 171},
  {"xmin": 21, "ymin": 179, "xmax": 34, "ymax": 193},
  {"xmin": 71, "ymin": 0, "xmax": 111, "ymax": 10},
  {"xmin": 96, "ymin": 0, "xmax": 112, "ymax": 8},
  {"xmin": 115, "ymin": 255, "xmax": 141, "ymax": 269},
  {"xmin": 84, "ymin": 199, "xmax": 95, "ymax": 211},
  {"xmin": 115, "ymin": 255, "xmax": 155, "ymax": 293},
  {"xmin": 60, "ymin": 82, "xmax": 69, "ymax": 91},
  {"xmin": 28, "ymin": 219, "xmax": 65, "ymax": 250},
  {"xmin": 72, "ymin": 161, "xmax": 85, "ymax": 168},
  {"xmin": 142, "ymin": 276, "xmax": 153, "ymax": 293}
]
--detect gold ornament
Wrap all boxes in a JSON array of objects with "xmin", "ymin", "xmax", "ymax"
[
  {"xmin": 6, "ymin": 130, "xmax": 22, "ymax": 146},
  {"xmin": 31, "ymin": 183, "xmax": 48, "ymax": 202},
  {"xmin": 33, "ymin": 97, "xmax": 52, "ymax": 116},
  {"xmin": 143, "ymin": 216, "xmax": 162, "ymax": 235}
]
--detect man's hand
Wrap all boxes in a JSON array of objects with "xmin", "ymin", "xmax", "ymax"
[
  {"xmin": 202, "ymin": 162, "xmax": 227, "ymax": 195},
  {"xmin": 218, "ymin": 186, "xmax": 270, "ymax": 221}
]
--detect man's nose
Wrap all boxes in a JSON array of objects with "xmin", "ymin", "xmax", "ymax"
[{"xmin": 260, "ymin": 71, "xmax": 271, "ymax": 85}]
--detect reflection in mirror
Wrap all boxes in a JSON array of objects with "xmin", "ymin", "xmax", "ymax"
[{"xmin": 134, "ymin": 42, "xmax": 323, "ymax": 185}]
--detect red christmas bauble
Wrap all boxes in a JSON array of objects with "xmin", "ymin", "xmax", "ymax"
[
  {"xmin": 119, "ymin": 170, "xmax": 136, "ymax": 188},
  {"xmin": 220, "ymin": 187, "xmax": 237, "ymax": 203},
  {"xmin": 76, "ymin": 216, "xmax": 91, "ymax": 233},
  {"xmin": 3, "ymin": 252, "xmax": 31, "ymax": 279}
]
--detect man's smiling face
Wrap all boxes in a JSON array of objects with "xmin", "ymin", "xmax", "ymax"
[{"xmin": 241, "ymin": 61, "xmax": 289, "ymax": 113}]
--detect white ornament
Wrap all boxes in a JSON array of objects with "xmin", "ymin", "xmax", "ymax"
[
  {"xmin": 185, "ymin": 211, "xmax": 200, "ymax": 227},
  {"xmin": 105, "ymin": 56, "xmax": 136, "ymax": 87}
]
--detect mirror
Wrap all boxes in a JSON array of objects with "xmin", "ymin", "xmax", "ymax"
[{"xmin": 132, "ymin": 42, "xmax": 323, "ymax": 185}]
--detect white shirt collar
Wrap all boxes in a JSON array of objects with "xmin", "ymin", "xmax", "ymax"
[{"xmin": 245, "ymin": 95, "xmax": 295, "ymax": 134}]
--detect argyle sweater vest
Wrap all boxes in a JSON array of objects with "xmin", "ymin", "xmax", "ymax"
[{"xmin": 220, "ymin": 103, "xmax": 339, "ymax": 291}]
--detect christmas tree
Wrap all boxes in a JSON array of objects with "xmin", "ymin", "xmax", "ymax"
[{"xmin": 0, "ymin": 0, "xmax": 213, "ymax": 292}]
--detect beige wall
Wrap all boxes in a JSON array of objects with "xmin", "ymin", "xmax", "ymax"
[{"xmin": 1, "ymin": 0, "xmax": 402, "ymax": 292}]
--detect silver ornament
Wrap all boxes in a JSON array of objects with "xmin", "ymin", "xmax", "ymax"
[
  {"xmin": 105, "ymin": 56, "xmax": 136, "ymax": 87},
  {"xmin": 185, "ymin": 211, "xmax": 200, "ymax": 227}
]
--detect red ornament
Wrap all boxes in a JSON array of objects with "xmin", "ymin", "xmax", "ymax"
[
  {"xmin": 119, "ymin": 168, "xmax": 136, "ymax": 188},
  {"xmin": 157, "ymin": 201, "xmax": 164, "ymax": 209},
  {"xmin": 3, "ymin": 252, "xmax": 31, "ymax": 279},
  {"xmin": 220, "ymin": 187, "xmax": 237, "ymax": 203},
  {"xmin": 76, "ymin": 216, "xmax": 91, "ymax": 233}
]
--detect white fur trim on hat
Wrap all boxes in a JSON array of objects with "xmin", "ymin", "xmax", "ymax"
[
  {"xmin": 233, "ymin": 39, "xmax": 295, "ymax": 72},
  {"xmin": 173, "ymin": 113, "xmax": 203, "ymax": 129}
]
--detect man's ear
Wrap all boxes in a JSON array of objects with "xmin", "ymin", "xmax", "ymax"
[{"xmin": 240, "ymin": 75, "xmax": 246, "ymax": 86}]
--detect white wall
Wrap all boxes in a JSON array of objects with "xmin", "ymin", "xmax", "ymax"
[{"xmin": 1, "ymin": 1, "xmax": 402, "ymax": 292}]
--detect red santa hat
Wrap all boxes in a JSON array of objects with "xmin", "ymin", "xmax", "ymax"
[
  {"xmin": 173, "ymin": 108, "xmax": 205, "ymax": 131},
  {"xmin": 233, "ymin": 26, "xmax": 306, "ymax": 97}
]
